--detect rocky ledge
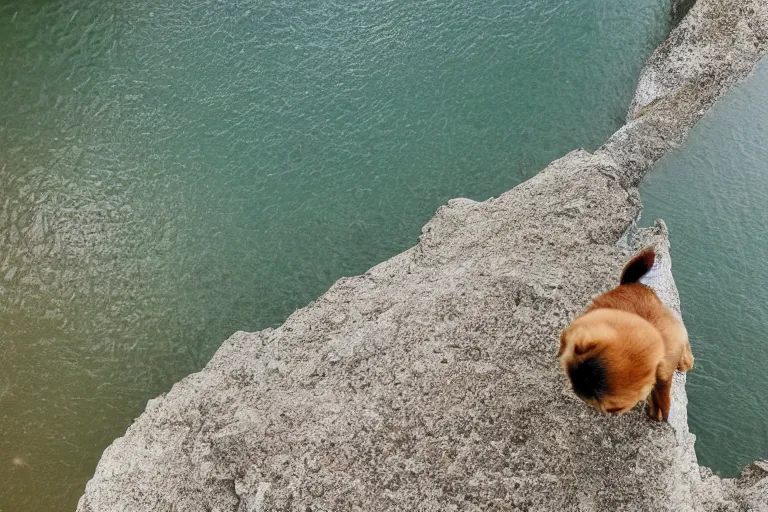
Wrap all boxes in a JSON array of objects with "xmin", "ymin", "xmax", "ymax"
[{"xmin": 78, "ymin": 1, "xmax": 768, "ymax": 510}]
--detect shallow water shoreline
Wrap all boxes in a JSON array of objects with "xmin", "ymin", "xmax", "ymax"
[{"xmin": 78, "ymin": 1, "xmax": 768, "ymax": 510}]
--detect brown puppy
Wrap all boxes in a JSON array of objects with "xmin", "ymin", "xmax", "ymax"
[{"xmin": 558, "ymin": 247, "xmax": 694, "ymax": 421}]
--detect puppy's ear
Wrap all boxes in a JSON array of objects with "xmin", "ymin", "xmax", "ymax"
[
  {"xmin": 559, "ymin": 324, "xmax": 610, "ymax": 358},
  {"xmin": 620, "ymin": 247, "xmax": 656, "ymax": 285},
  {"xmin": 573, "ymin": 340, "xmax": 598, "ymax": 356}
]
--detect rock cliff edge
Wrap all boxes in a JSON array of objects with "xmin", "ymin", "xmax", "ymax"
[{"xmin": 78, "ymin": 1, "xmax": 768, "ymax": 510}]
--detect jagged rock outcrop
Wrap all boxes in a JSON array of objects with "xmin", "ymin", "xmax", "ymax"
[{"xmin": 78, "ymin": 1, "xmax": 768, "ymax": 510}]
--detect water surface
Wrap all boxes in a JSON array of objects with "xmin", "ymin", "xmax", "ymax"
[
  {"xmin": 0, "ymin": 1, "xmax": 670, "ymax": 509},
  {"xmin": 640, "ymin": 60, "xmax": 768, "ymax": 476}
]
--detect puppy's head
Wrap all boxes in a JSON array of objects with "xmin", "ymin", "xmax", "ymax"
[{"xmin": 558, "ymin": 308, "xmax": 663, "ymax": 415}]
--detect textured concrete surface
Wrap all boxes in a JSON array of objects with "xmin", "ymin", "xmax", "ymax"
[{"xmin": 78, "ymin": 1, "xmax": 768, "ymax": 511}]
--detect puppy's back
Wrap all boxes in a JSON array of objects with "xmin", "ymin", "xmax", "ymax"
[{"xmin": 588, "ymin": 283, "xmax": 666, "ymax": 326}]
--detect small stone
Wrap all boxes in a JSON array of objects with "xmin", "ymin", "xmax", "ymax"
[{"xmin": 309, "ymin": 482, "xmax": 325, "ymax": 498}]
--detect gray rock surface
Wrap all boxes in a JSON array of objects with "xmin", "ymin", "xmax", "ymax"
[{"xmin": 78, "ymin": 1, "xmax": 768, "ymax": 511}]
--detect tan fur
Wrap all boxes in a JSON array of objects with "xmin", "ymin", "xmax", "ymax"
[{"xmin": 558, "ymin": 249, "xmax": 694, "ymax": 421}]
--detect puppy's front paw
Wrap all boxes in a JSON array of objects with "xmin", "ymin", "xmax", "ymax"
[
  {"xmin": 647, "ymin": 399, "xmax": 663, "ymax": 422},
  {"xmin": 678, "ymin": 348, "xmax": 694, "ymax": 372}
]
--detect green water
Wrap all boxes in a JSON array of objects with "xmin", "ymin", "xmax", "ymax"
[
  {"xmin": 640, "ymin": 60, "xmax": 768, "ymax": 476},
  {"xmin": 0, "ymin": 1, "xmax": 671, "ymax": 509}
]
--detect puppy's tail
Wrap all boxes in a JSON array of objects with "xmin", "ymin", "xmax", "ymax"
[{"xmin": 620, "ymin": 247, "xmax": 656, "ymax": 285}]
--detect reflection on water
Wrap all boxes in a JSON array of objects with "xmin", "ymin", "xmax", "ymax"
[
  {"xmin": 640, "ymin": 60, "xmax": 768, "ymax": 476},
  {"xmin": 0, "ymin": 0, "xmax": 669, "ymax": 509}
]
